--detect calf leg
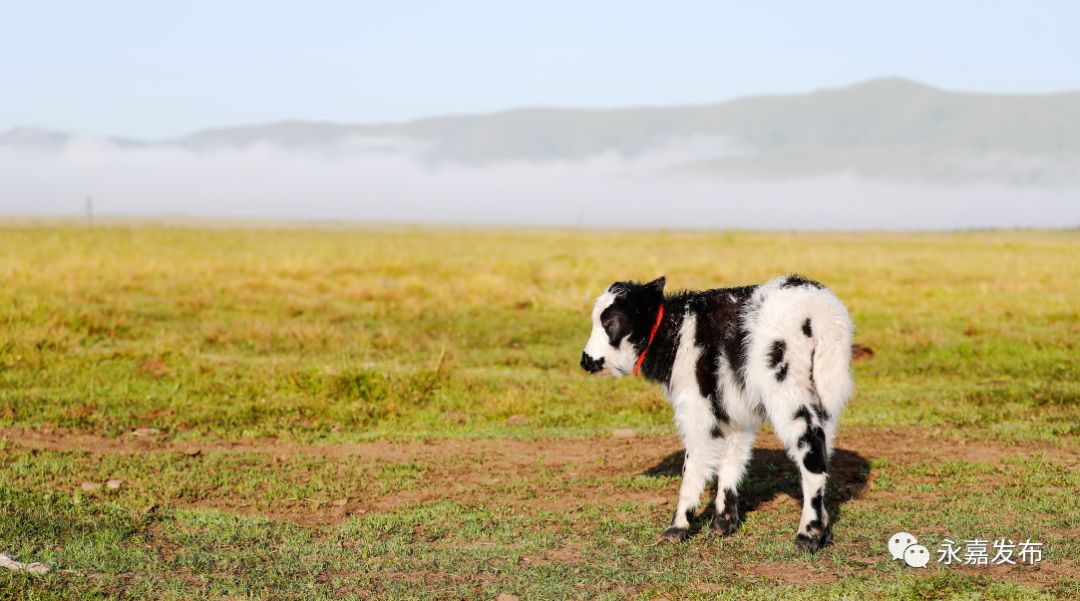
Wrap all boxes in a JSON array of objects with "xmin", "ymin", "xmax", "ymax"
[
  {"xmin": 661, "ymin": 399, "xmax": 718, "ymax": 542},
  {"xmin": 770, "ymin": 401, "xmax": 834, "ymax": 552},
  {"xmin": 709, "ymin": 428, "xmax": 755, "ymax": 536},
  {"xmin": 661, "ymin": 443, "xmax": 711, "ymax": 542}
]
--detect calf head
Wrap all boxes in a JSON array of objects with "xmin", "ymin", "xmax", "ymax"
[{"xmin": 580, "ymin": 276, "xmax": 665, "ymax": 377}]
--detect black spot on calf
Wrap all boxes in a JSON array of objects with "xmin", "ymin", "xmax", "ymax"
[
  {"xmin": 767, "ymin": 340, "xmax": 786, "ymax": 368},
  {"xmin": 800, "ymin": 425, "xmax": 828, "ymax": 474},
  {"xmin": 793, "ymin": 406, "xmax": 813, "ymax": 427},
  {"xmin": 694, "ymin": 325, "xmax": 727, "ymax": 423},
  {"xmin": 802, "ymin": 318, "xmax": 813, "ymax": 337},
  {"xmin": 712, "ymin": 285, "xmax": 758, "ymax": 391},
  {"xmin": 781, "ymin": 274, "xmax": 824, "ymax": 289},
  {"xmin": 796, "ymin": 488, "xmax": 832, "ymax": 552},
  {"xmin": 710, "ymin": 395, "xmax": 729, "ymax": 424},
  {"xmin": 775, "ymin": 363, "xmax": 789, "ymax": 382},
  {"xmin": 810, "ymin": 488, "xmax": 825, "ymax": 522},
  {"xmin": 768, "ymin": 339, "xmax": 789, "ymax": 382},
  {"xmin": 710, "ymin": 488, "xmax": 740, "ymax": 537}
]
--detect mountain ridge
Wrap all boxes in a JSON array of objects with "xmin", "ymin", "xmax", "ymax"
[{"xmin": 4, "ymin": 78, "xmax": 1080, "ymax": 184}]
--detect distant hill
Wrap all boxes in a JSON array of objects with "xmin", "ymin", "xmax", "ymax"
[{"xmin": 4, "ymin": 78, "xmax": 1080, "ymax": 184}]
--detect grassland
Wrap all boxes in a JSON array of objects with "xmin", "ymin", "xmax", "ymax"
[{"xmin": 0, "ymin": 223, "xmax": 1077, "ymax": 599}]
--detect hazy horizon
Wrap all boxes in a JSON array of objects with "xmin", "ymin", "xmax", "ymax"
[{"xmin": 4, "ymin": 78, "xmax": 1080, "ymax": 231}]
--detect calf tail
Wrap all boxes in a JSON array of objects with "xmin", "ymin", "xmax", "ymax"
[{"xmin": 811, "ymin": 299, "xmax": 855, "ymax": 418}]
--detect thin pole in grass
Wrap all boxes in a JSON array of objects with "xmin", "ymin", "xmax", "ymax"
[{"xmin": 85, "ymin": 195, "xmax": 93, "ymax": 229}]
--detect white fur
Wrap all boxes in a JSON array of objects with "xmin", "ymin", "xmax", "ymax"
[{"xmin": 583, "ymin": 290, "xmax": 640, "ymax": 376}]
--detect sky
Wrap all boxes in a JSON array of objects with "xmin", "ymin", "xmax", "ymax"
[{"xmin": 2, "ymin": 1, "xmax": 1079, "ymax": 138}]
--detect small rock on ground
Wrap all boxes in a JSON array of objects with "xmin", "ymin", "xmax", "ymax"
[
  {"xmin": 851, "ymin": 343, "xmax": 875, "ymax": 361},
  {"xmin": 0, "ymin": 553, "xmax": 50, "ymax": 575}
]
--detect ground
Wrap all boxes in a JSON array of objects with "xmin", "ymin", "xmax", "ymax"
[{"xmin": 0, "ymin": 223, "xmax": 1077, "ymax": 599}]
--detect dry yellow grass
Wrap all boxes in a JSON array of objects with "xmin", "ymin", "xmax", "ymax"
[{"xmin": 1, "ymin": 223, "xmax": 1077, "ymax": 440}]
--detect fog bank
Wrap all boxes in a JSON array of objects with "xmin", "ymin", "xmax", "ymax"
[{"xmin": 2, "ymin": 139, "xmax": 1077, "ymax": 230}]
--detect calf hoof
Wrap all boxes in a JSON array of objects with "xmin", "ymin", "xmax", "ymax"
[
  {"xmin": 659, "ymin": 526, "xmax": 689, "ymax": 543},
  {"xmin": 708, "ymin": 514, "xmax": 739, "ymax": 538},
  {"xmin": 795, "ymin": 525, "xmax": 833, "ymax": 553}
]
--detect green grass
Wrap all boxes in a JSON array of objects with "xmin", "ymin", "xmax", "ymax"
[
  {"xmin": 1, "ymin": 448, "xmax": 1076, "ymax": 599},
  {"xmin": 1, "ymin": 223, "xmax": 1078, "ymax": 598}
]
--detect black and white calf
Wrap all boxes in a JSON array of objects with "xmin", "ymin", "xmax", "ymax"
[{"xmin": 580, "ymin": 275, "xmax": 854, "ymax": 551}]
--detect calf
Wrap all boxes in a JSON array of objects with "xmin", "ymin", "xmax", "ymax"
[{"xmin": 580, "ymin": 275, "xmax": 854, "ymax": 551}]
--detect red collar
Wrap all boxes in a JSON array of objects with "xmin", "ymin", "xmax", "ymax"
[{"xmin": 633, "ymin": 304, "xmax": 665, "ymax": 377}]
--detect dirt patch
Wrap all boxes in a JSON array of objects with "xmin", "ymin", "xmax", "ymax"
[
  {"xmin": 319, "ymin": 567, "xmax": 498, "ymax": 599},
  {"xmin": 1, "ymin": 426, "xmax": 1075, "ymax": 528},
  {"xmin": 727, "ymin": 556, "xmax": 1076, "ymax": 591},
  {"xmin": 3, "ymin": 425, "xmax": 1072, "ymax": 464},
  {"xmin": 2, "ymin": 424, "xmax": 1077, "ymax": 592},
  {"xmin": 953, "ymin": 561, "xmax": 1079, "ymax": 589},
  {"xmin": 735, "ymin": 560, "xmax": 842, "ymax": 586},
  {"xmin": 521, "ymin": 542, "xmax": 585, "ymax": 565}
]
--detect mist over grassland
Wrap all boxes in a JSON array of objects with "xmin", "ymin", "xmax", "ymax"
[{"xmin": 3, "ymin": 79, "xmax": 1079, "ymax": 229}]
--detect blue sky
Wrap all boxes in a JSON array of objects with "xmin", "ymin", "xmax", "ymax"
[{"xmin": 2, "ymin": 1, "xmax": 1078, "ymax": 138}]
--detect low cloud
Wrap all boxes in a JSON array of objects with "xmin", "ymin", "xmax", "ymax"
[{"xmin": 2, "ymin": 138, "xmax": 1077, "ymax": 230}]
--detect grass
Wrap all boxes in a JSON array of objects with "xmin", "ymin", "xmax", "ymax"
[{"xmin": 0, "ymin": 222, "xmax": 1077, "ymax": 599}]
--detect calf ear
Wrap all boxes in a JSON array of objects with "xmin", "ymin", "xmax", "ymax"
[
  {"xmin": 647, "ymin": 276, "xmax": 666, "ymax": 293},
  {"xmin": 609, "ymin": 281, "xmax": 631, "ymax": 296}
]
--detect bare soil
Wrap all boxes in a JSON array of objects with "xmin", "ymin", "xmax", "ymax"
[
  {"xmin": 3, "ymin": 426, "xmax": 1076, "ymax": 592},
  {"xmin": 2, "ymin": 426, "xmax": 1074, "ymax": 526}
]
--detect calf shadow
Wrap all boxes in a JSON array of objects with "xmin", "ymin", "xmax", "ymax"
[{"xmin": 641, "ymin": 446, "xmax": 870, "ymax": 529}]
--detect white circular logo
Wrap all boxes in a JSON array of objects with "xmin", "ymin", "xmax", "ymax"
[
  {"xmin": 888, "ymin": 532, "xmax": 918, "ymax": 560},
  {"xmin": 904, "ymin": 544, "xmax": 930, "ymax": 568}
]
